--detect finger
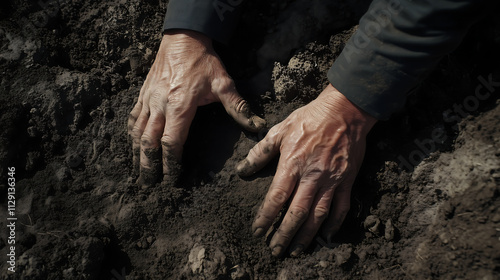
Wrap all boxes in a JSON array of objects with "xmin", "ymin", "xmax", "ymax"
[
  {"xmin": 288, "ymin": 185, "xmax": 336, "ymax": 257},
  {"xmin": 127, "ymin": 100, "xmax": 143, "ymax": 135},
  {"xmin": 129, "ymin": 84, "xmax": 150, "ymax": 175},
  {"xmin": 128, "ymin": 83, "xmax": 149, "ymax": 135},
  {"xmin": 236, "ymin": 125, "xmax": 280, "ymax": 177},
  {"xmin": 213, "ymin": 77, "xmax": 266, "ymax": 132},
  {"xmin": 268, "ymin": 176, "xmax": 321, "ymax": 257},
  {"xmin": 252, "ymin": 162, "xmax": 298, "ymax": 239},
  {"xmin": 161, "ymin": 96, "xmax": 197, "ymax": 179},
  {"xmin": 129, "ymin": 102, "xmax": 148, "ymax": 176},
  {"xmin": 320, "ymin": 178, "xmax": 353, "ymax": 243},
  {"xmin": 138, "ymin": 112, "xmax": 165, "ymax": 188}
]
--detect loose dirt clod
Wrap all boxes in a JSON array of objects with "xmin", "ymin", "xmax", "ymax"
[
  {"xmin": 364, "ymin": 215, "xmax": 381, "ymax": 235},
  {"xmin": 385, "ymin": 219, "xmax": 395, "ymax": 241}
]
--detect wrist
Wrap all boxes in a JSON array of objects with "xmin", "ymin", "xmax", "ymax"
[
  {"xmin": 317, "ymin": 84, "xmax": 378, "ymax": 135},
  {"xmin": 162, "ymin": 29, "xmax": 213, "ymax": 49}
]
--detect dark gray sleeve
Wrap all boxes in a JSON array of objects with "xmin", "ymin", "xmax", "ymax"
[
  {"xmin": 163, "ymin": 0, "xmax": 245, "ymax": 44},
  {"xmin": 328, "ymin": 0, "xmax": 491, "ymax": 120}
]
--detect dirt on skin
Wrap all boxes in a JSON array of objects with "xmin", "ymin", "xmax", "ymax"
[{"xmin": 1, "ymin": 0, "xmax": 499, "ymax": 279}]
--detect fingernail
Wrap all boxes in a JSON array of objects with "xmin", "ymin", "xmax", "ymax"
[
  {"xmin": 251, "ymin": 115, "xmax": 267, "ymax": 131},
  {"xmin": 271, "ymin": 245, "xmax": 284, "ymax": 257},
  {"xmin": 236, "ymin": 159, "xmax": 248, "ymax": 173},
  {"xmin": 290, "ymin": 245, "xmax": 304, "ymax": 257},
  {"xmin": 236, "ymin": 159, "xmax": 253, "ymax": 177},
  {"xmin": 253, "ymin": 227, "xmax": 265, "ymax": 237}
]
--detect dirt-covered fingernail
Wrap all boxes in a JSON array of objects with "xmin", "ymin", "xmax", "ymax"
[
  {"xmin": 137, "ymin": 168, "xmax": 159, "ymax": 189},
  {"xmin": 236, "ymin": 159, "xmax": 254, "ymax": 177},
  {"xmin": 271, "ymin": 245, "xmax": 284, "ymax": 257},
  {"xmin": 138, "ymin": 147, "xmax": 162, "ymax": 188},
  {"xmin": 253, "ymin": 227, "xmax": 265, "ymax": 237},
  {"xmin": 250, "ymin": 115, "xmax": 266, "ymax": 131},
  {"xmin": 290, "ymin": 244, "xmax": 304, "ymax": 257}
]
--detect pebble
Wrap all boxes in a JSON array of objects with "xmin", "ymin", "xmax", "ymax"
[
  {"xmin": 385, "ymin": 219, "xmax": 395, "ymax": 241},
  {"xmin": 333, "ymin": 244, "xmax": 353, "ymax": 266},
  {"xmin": 230, "ymin": 265, "xmax": 249, "ymax": 280},
  {"xmin": 364, "ymin": 215, "xmax": 381, "ymax": 235},
  {"xmin": 136, "ymin": 239, "xmax": 148, "ymax": 249},
  {"xmin": 188, "ymin": 245, "xmax": 206, "ymax": 274},
  {"xmin": 146, "ymin": 236, "xmax": 154, "ymax": 244},
  {"xmin": 439, "ymin": 232, "xmax": 450, "ymax": 244}
]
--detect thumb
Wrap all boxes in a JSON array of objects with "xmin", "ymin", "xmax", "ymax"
[{"xmin": 213, "ymin": 77, "xmax": 266, "ymax": 132}]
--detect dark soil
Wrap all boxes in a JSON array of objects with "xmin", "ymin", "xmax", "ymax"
[{"xmin": 1, "ymin": 0, "xmax": 499, "ymax": 279}]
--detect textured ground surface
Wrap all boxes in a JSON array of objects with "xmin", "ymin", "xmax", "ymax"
[{"xmin": 1, "ymin": 0, "xmax": 499, "ymax": 279}]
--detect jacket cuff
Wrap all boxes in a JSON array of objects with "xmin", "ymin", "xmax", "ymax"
[
  {"xmin": 163, "ymin": 0, "xmax": 244, "ymax": 44},
  {"xmin": 328, "ymin": 0, "xmax": 487, "ymax": 120}
]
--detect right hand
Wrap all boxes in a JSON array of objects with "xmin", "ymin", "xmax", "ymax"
[
  {"xmin": 128, "ymin": 30, "xmax": 266, "ymax": 188},
  {"xmin": 236, "ymin": 85, "xmax": 377, "ymax": 257}
]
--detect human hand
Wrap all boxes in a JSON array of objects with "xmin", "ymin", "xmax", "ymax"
[
  {"xmin": 236, "ymin": 84, "xmax": 377, "ymax": 257},
  {"xmin": 128, "ymin": 30, "xmax": 266, "ymax": 188}
]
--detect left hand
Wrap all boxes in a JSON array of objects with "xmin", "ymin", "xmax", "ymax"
[
  {"xmin": 127, "ymin": 31, "xmax": 266, "ymax": 188},
  {"xmin": 236, "ymin": 84, "xmax": 377, "ymax": 257}
]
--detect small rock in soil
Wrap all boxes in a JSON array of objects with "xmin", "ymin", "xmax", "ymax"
[
  {"xmin": 333, "ymin": 244, "xmax": 353, "ymax": 266},
  {"xmin": 385, "ymin": 218, "xmax": 395, "ymax": 241},
  {"xmin": 188, "ymin": 244, "xmax": 206, "ymax": 274},
  {"xmin": 364, "ymin": 215, "xmax": 381, "ymax": 235}
]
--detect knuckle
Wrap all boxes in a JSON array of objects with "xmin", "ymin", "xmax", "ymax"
[
  {"xmin": 127, "ymin": 112, "xmax": 137, "ymax": 122},
  {"xmin": 127, "ymin": 114, "xmax": 137, "ymax": 132},
  {"xmin": 265, "ymin": 124, "xmax": 285, "ymax": 146},
  {"xmin": 254, "ymin": 211, "xmax": 274, "ymax": 225},
  {"xmin": 247, "ymin": 147, "xmax": 259, "ymax": 159},
  {"xmin": 160, "ymin": 135, "xmax": 179, "ymax": 148},
  {"xmin": 234, "ymin": 98, "xmax": 248, "ymax": 115},
  {"xmin": 133, "ymin": 99, "xmax": 143, "ymax": 109},
  {"xmin": 268, "ymin": 187, "xmax": 289, "ymax": 206},
  {"xmin": 253, "ymin": 207, "xmax": 275, "ymax": 227},
  {"xmin": 130, "ymin": 126, "xmax": 142, "ymax": 140},
  {"xmin": 213, "ymin": 76, "xmax": 235, "ymax": 93},
  {"xmin": 314, "ymin": 206, "xmax": 329, "ymax": 222},
  {"xmin": 249, "ymin": 142, "xmax": 270, "ymax": 158},
  {"xmin": 289, "ymin": 206, "xmax": 309, "ymax": 222},
  {"xmin": 160, "ymin": 134, "xmax": 172, "ymax": 146},
  {"xmin": 266, "ymin": 125, "xmax": 280, "ymax": 139},
  {"xmin": 275, "ymin": 227, "xmax": 293, "ymax": 242},
  {"xmin": 140, "ymin": 134, "xmax": 156, "ymax": 147}
]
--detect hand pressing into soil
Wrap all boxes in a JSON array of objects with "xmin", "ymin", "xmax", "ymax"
[
  {"xmin": 128, "ymin": 30, "xmax": 266, "ymax": 188},
  {"xmin": 237, "ymin": 84, "xmax": 377, "ymax": 257}
]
